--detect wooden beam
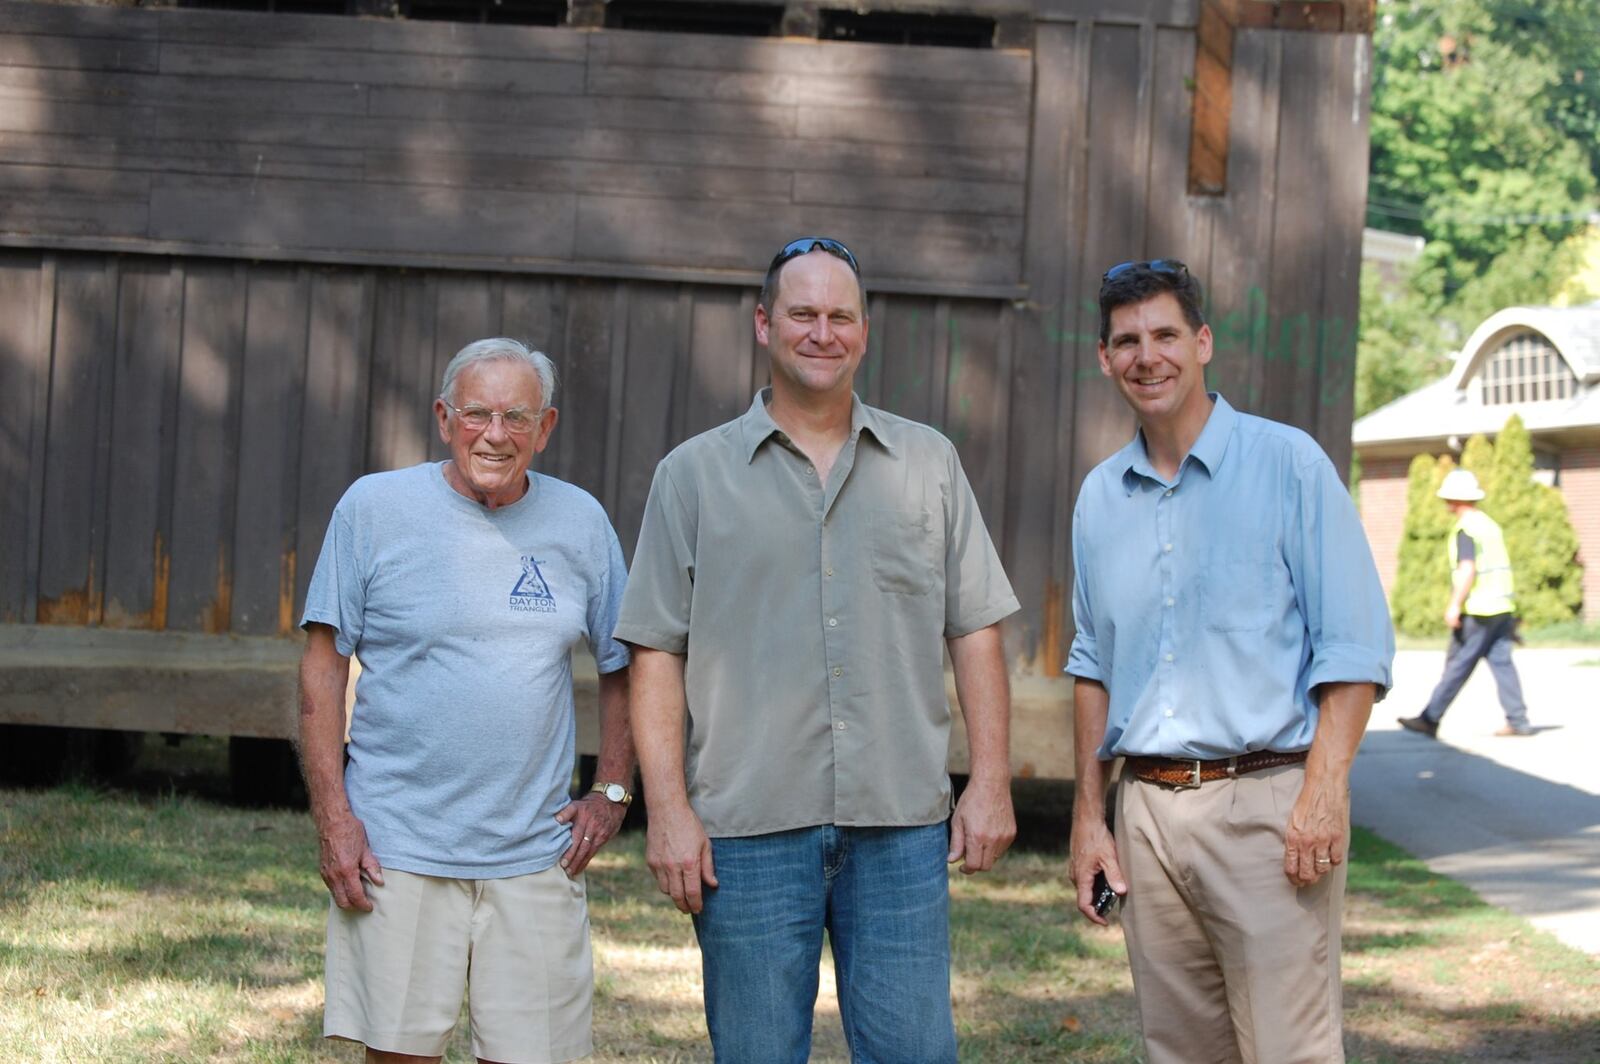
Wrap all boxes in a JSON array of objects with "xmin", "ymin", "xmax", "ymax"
[{"xmin": 1187, "ymin": 0, "xmax": 1372, "ymax": 196}]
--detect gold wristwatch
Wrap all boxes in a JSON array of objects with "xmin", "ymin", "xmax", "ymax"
[{"xmin": 590, "ymin": 781, "xmax": 633, "ymax": 805}]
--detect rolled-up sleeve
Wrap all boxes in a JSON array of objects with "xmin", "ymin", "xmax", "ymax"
[
  {"xmin": 614, "ymin": 461, "xmax": 697, "ymax": 654},
  {"xmin": 1064, "ymin": 494, "xmax": 1103, "ymax": 683},
  {"xmin": 1290, "ymin": 454, "xmax": 1395, "ymax": 698}
]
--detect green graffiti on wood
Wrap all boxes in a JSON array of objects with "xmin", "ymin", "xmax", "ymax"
[{"xmin": 1035, "ymin": 287, "xmax": 1357, "ymax": 409}]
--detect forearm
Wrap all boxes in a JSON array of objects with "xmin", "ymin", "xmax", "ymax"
[
  {"xmin": 297, "ymin": 625, "xmax": 353, "ymax": 830},
  {"xmin": 948, "ymin": 623, "xmax": 1011, "ymax": 786},
  {"xmin": 594, "ymin": 667, "xmax": 637, "ymax": 786},
  {"xmin": 1071, "ymin": 678, "xmax": 1112, "ymax": 824},
  {"xmin": 628, "ymin": 647, "xmax": 691, "ymax": 811},
  {"xmin": 1305, "ymin": 681, "xmax": 1375, "ymax": 788}
]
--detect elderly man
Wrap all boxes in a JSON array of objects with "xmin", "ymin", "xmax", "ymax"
[
  {"xmin": 1066, "ymin": 261, "xmax": 1393, "ymax": 1064},
  {"xmin": 297, "ymin": 337, "xmax": 635, "ymax": 1064},
  {"xmin": 615, "ymin": 237, "xmax": 1019, "ymax": 1061}
]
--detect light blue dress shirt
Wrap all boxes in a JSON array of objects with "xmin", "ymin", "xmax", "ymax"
[{"xmin": 1066, "ymin": 394, "xmax": 1393, "ymax": 760}]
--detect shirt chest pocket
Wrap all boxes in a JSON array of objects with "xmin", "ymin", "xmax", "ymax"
[
  {"xmin": 870, "ymin": 508, "xmax": 938, "ymax": 595},
  {"xmin": 1201, "ymin": 558, "xmax": 1273, "ymax": 632}
]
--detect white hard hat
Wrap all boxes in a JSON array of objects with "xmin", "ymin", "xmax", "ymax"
[{"xmin": 1437, "ymin": 469, "xmax": 1486, "ymax": 502}]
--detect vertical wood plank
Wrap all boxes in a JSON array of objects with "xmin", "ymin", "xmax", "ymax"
[
  {"xmin": 1259, "ymin": 31, "xmax": 1325, "ymax": 435},
  {"xmin": 1205, "ymin": 29, "xmax": 1281, "ymax": 413},
  {"xmin": 614, "ymin": 283, "xmax": 682, "ymax": 553},
  {"xmin": 167, "ymin": 262, "xmax": 247, "ymax": 633},
  {"xmin": 555, "ymin": 279, "xmax": 616, "ymax": 499},
  {"xmin": 231, "ymin": 265, "xmax": 310, "ymax": 635},
  {"xmin": 366, "ymin": 271, "xmax": 438, "ymax": 473},
  {"xmin": 943, "ymin": 299, "xmax": 1008, "ymax": 538},
  {"xmin": 1010, "ymin": 20, "xmax": 1082, "ymax": 674},
  {"xmin": 102, "ymin": 259, "xmax": 182, "ymax": 629},
  {"xmin": 429, "ymin": 276, "xmax": 496, "ymax": 463},
  {"xmin": 296, "ymin": 268, "xmax": 373, "ymax": 618},
  {"xmin": 683, "ymin": 288, "xmax": 749, "ymax": 438},
  {"xmin": 600, "ymin": 283, "xmax": 633, "ymax": 518},
  {"xmin": 875, "ymin": 297, "xmax": 938, "ymax": 426},
  {"xmin": 37, "ymin": 257, "xmax": 118, "ymax": 626},
  {"xmin": 0, "ymin": 252, "xmax": 45, "ymax": 623},
  {"xmin": 1145, "ymin": 27, "xmax": 1216, "ymax": 272},
  {"xmin": 1313, "ymin": 32, "xmax": 1369, "ymax": 475}
]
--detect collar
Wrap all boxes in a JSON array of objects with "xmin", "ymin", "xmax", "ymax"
[
  {"xmin": 738, "ymin": 388, "xmax": 895, "ymax": 463},
  {"xmin": 1119, "ymin": 392, "xmax": 1237, "ymax": 493}
]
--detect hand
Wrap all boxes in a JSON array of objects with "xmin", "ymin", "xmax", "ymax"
[
  {"xmin": 1068, "ymin": 809, "xmax": 1125, "ymax": 925},
  {"xmin": 318, "ymin": 811, "xmax": 383, "ymax": 912},
  {"xmin": 1444, "ymin": 603, "xmax": 1462, "ymax": 629},
  {"xmin": 948, "ymin": 776, "xmax": 1016, "ymax": 875},
  {"xmin": 644, "ymin": 801, "xmax": 718, "ymax": 914},
  {"xmin": 555, "ymin": 793, "xmax": 628, "ymax": 877},
  {"xmin": 1284, "ymin": 774, "xmax": 1349, "ymax": 887}
]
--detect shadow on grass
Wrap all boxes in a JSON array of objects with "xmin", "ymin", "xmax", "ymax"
[
  {"xmin": 1346, "ymin": 980, "xmax": 1600, "ymax": 1064},
  {"xmin": 1347, "ymin": 828, "xmax": 1489, "ymax": 919}
]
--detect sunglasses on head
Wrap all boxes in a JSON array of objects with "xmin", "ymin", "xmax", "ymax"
[
  {"xmin": 769, "ymin": 237, "xmax": 861, "ymax": 275},
  {"xmin": 1101, "ymin": 258, "xmax": 1189, "ymax": 284}
]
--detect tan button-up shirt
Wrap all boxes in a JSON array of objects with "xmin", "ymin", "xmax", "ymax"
[{"xmin": 615, "ymin": 390, "xmax": 1019, "ymax": 837}]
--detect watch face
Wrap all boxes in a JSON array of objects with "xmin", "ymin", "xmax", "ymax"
[{"xmin": 602, "ymin": 783, "xmax": 626, "ymax": 802}]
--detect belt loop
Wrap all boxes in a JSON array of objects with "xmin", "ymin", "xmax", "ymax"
[{"xmin": 1226, "ymin": 755, "xmax": 1238, "ymax": 778}]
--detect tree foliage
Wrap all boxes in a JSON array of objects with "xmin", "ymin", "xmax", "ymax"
[
  {"xmin": 1390, "ymin": 415, "xmax": 1583, "ymax": 634},
  {"xmin": 1360, "ymin": 0, "xmax": 1600, "ymax": 413},
  {"xmin": 1391, "ymin": 453, "xmax": 1456, "ymax": 636}
]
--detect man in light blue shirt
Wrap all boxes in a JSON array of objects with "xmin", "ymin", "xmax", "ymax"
[{"xmin": 1065, "ymin": 261, "xmax": 1392, "ymax": 1064}]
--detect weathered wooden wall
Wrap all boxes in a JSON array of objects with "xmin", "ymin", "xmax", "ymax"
[{"xmin": 0, "ymin": 0, "xmax": 1372, "ymax": 685}]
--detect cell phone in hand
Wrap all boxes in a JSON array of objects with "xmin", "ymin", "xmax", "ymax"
[{"xmin": 1091, "ymin": 870, "xmax": 1120, "ymax": 918}]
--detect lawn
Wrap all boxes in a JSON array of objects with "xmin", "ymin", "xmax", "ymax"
[{"xmin": 3, "ymin": 765, "xmax": 1598, "ymax": 1062}]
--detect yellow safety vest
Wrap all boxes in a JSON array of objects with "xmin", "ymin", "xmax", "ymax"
[{"xmin": 1448, "ymin": 508, "xmax": 1516, "ymax": 617}]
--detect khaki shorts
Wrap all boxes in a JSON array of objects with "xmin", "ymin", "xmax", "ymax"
[{"xmin": 324, "ymin": 866, "xmax": 594, "ymax": 1063}]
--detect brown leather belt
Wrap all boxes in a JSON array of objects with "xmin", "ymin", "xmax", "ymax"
[{"xmin": 1125, "ymin": 750, "xmax": 1309, "ymax": 789}]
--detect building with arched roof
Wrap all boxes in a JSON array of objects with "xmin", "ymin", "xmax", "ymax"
[{"xmin": 1353, "ymin": 303, "xmax": 1600, "ymax": 621}]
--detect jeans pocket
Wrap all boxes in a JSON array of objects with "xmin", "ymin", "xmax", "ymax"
[{"xmin": 869, "ymin": 508, "xmax": 937, "ymax": 595}]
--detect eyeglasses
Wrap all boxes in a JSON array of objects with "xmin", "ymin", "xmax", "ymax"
[
  {"xmin": 1101, "ymin": 259, "xmax": 1189, "ymax": 284},
  {"xmin": 440, "ymin": 400, "xmax": 543, "ymax": 435},
  {"xmin": 768, "ymin": 237, "xmax": 861, "ymax": 276}
]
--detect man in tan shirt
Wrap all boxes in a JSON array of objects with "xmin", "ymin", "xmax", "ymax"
[{"xmin": 615, "ymin": 237, "xmax": 1019, "ymax": 1061}]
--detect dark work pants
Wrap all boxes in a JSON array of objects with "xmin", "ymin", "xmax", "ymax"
[{"xmin": 1421, "ymin": 613, "xmax": 1529, "ymax": 729}]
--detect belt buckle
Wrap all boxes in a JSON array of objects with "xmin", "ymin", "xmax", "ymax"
[{"xmin": 1174, "ymin": 759, "xmax": 1203, "ymax": 789}]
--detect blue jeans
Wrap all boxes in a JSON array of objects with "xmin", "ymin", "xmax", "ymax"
[
  {"xmin": 1422, "ymin": 613, "xmax": 1529, "ymax": 728},
  {"xmin": 691, "ymin": 823, "xmax": 957, "ymax": 1064}
]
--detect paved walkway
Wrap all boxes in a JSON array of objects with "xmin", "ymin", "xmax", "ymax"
[{"xmin": 1352, "ymin": 646, "xmax": 1600, "ymax": 954}]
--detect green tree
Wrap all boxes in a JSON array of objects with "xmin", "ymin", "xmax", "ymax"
[
  {"xmin": 1390, "ymin": 417, "xmax": 1584, "ymax": 634},
  {"xmin": 1361, "ymin": 0, "xmax": 1600, "ymax": 402},
  {"xmin": 1390, "ymin": 453, "xmax": 1456, "ymax": 636},
  {"xmin": 1480, "ymin": 416, "xmax": 1583, "ymax": 626}
]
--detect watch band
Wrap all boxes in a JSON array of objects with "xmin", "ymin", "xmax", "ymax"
[{"xmin": 590, "ymin": 781, "xmax": 633, "ymax": 805}]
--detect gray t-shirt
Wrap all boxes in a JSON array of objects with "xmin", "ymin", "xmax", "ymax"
[{"xmin": 301, "ymin": 462, "xmax": 630, "ymax": 878}]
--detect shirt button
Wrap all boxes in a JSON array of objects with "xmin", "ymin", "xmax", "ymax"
[
  {"xmin": 1163, "ymin": 708, "xmax": 1174, "ymax": 718},
  {"xmin": 806, "ymin": 465, "xmax": 816, "ymax": 476},
  {"xmin": 1164, "ymin": 543, "xmax": 1173, "ymax": 553},
  {"xmin": 1164, "ymin": 653, "xmax": 1174, "ymax": 662},
  {"xmin": 836, "ymin": 721, "xmax": 848, "ymax": 730},
  {"xmin": 1164, "ymin": 489, "xmax": 1173, "ymax": 497},
  {"xmin": 825, "ymin": 567, "xmax": 834, "ymax": 577},
  {"xmin": 827, "ymin": 618, "xmax": 838, "ymax": 627},
  {"xmin": 1165, "ymin": 597, "xmax": 1175, "ymax": 607},
  {"xmin": 833, "ymin": 667, "xmax": 843, "ymax": 677}
]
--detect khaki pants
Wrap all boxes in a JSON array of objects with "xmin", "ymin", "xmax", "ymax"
[{"xmin": 1116, "ymin": 765, "xmax": 1346, "ymax": 1064}]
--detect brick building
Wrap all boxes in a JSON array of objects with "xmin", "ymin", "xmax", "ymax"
[{"xmin": 1353, "ymin": 304, "xmax": 1600, "ymax": 622}]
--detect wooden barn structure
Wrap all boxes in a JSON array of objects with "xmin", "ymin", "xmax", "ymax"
[{"xmin": 0, "ymin": 0, "xmax": 1374, "ymax": 794}]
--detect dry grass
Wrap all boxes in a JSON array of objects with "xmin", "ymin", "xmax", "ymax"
[{"xmin": 2, "ymin": 766, "xmax": 1597, "ymax": 1062}]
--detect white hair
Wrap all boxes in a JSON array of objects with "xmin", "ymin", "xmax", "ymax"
[{"xmin": 438, "ymin": 337, "xmax": 557, "ymax": 409}]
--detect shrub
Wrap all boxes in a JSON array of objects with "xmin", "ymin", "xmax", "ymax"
[
  {"xmin": 1389, "ymin": 415, "xmax": 1583, "ymax": 634},
  {"xmin": 1390, "ymin": 453, "xmax": 1455, "ymax": 636}
]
